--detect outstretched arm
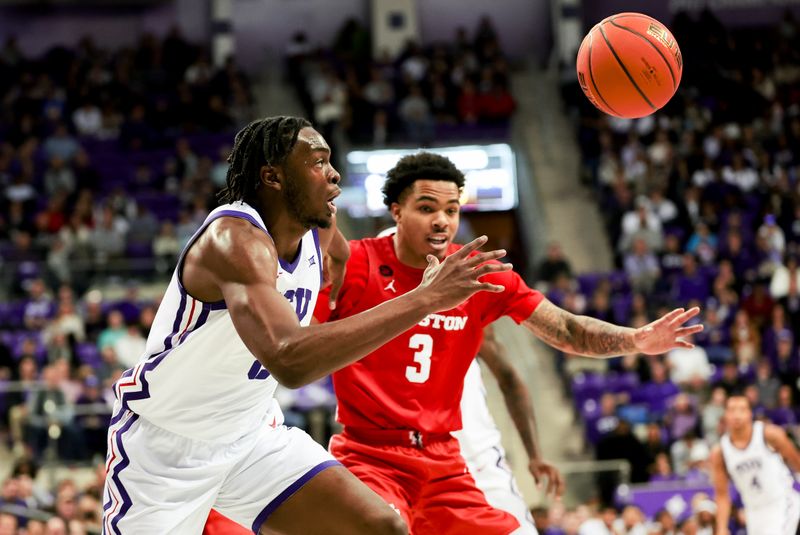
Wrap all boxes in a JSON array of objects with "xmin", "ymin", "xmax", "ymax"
[
  {"xmin": 478, "ymin": 324, "xmax": 564, "ymax": 496},
  {"xmin": 710, "ymin": 446, "xmax": 732, "ymax": 535},
  {"xmin": 184, "ymin": 218, "xmax": 510, "ymax": 388},
  {"xmin": 521, "ymin": 299, "xmax": 703, "ymax": 358}
]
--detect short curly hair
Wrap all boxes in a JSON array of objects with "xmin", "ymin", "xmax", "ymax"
[{"xmin": 382, "ymin": 152, "xmax": 465, "ymax": 208}]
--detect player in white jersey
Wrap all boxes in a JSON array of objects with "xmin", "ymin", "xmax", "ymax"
[
  {"xmin": 711, "ymin": 394, "xmax": 800, "ymax": 535},
  {"xmin": 376, "ymin": 227, "xmax": 563, "ymax": 532},
  {"xmin": 454, "ymin": 325, "xmax": 564, "ymax": 534},
  {"xmin": 102, "ymin": 116, "xmax": 512, "ymax": 535}
]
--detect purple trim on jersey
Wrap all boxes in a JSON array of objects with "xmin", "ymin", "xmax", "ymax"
[
  {"xmin": 102, "ymin": 413, "xmax": 139, "ymax": 535},
  {"xmin": 175, "ymin": 208, "xmax": 270, "ymax": 309},
  {"xmin": 110, "ymin": 297, "xmax": 212, "ymax": 426},
  {"xmin": 278, "ymin": 242, "xmax": 303, "ymax": 274},
  {"xmin": 312, "ymin": 228, "xmax": 323, "ymax": 286},
  {"xmin": 250, "ymin": 459, "xmax": 341, "ymax": 533},
  {"xmin": 793, "ymin": 480, "xmax": 800, "ymax": 494},
  {"xmin": 165, "ymin": 289, "xmax": 187, "ymax": 351}
]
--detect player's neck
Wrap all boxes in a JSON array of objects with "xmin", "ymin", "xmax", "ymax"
[
  {"xmin": 730, "ymin": 424, "xmax": 754, "ymax": 446},
  {"xmin": 392, "ymin": 235, "xmax": 431, "ymax": 269},
  {"xmin": 255, "ymin": 201, "xmax": 307, "ymax": 264}
]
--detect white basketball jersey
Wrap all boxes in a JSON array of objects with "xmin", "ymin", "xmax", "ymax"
[
  {"xmin": 453, "ymin": 359, "xmax": 503, "ymax": 460},
  {"xmin": 112, "ymin": 201, "xmax": 322, "ymax": 443},
  {"xmin": 721, "ymin": 421, "xmax": 799, "ymax": 510}
]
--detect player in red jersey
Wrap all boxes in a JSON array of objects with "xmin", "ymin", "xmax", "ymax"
[{"xmin": 314, "ymin": 152, "xmax": 704, "ymax": 534}]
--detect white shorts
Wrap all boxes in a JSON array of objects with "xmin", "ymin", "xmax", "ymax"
[
  {"xmin": 102, "ymin": 408, "xmax": 338, "ymax": 534},
  {"xmin": 464, "ymin": 446, "xmax": 538, "ymax": 535},
  {"xmin": 745, "ymin": 491, "xmax": 800, "ymax": 535}
]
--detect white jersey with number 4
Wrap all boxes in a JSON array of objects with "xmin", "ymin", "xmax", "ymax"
[
  {"xmin": 112, "ymin": 201, "xmax": 323, "ymax": 443},
  {"xmin": 720, "ymin": 421, "xmax": 800, "ymax": 535}
]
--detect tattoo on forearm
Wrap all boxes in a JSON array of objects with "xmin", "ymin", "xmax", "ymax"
[
  {"xmin": 565, "ymin": 315, "xmax": 636, "ymax": 356},
  {"xmin": 531, "ymin": 302, "xmax": 636, "ymax": 357}
]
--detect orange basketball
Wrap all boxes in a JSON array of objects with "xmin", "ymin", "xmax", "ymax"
[{"xmin": 576, "ymin": 12, "xmax": 683, "ymax": 118}]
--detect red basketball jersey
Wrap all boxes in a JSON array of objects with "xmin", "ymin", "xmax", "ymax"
[{"xmin": 315, "ymin": 236, "xmax": 543, "ymax": 434}]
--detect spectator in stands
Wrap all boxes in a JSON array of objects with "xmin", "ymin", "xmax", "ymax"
[
  {"xmin": 126, "ymin": 203, "xmax": 159, "ymax": 248},
  {"xmin": 538, "ymin": 242, "xmax": 573, "ymax": 284},
  {"xmin": 25, "ymin": 364, "xmax": 83, "ymax": 459},
  {"xmin": 741, "ymin": 282, "xmax": 775, "ymax": 330},
  {"xmin": 90, "ymin": 206, "xmax": 127, "ymax": 266},
  {"xmin": 758, "ymin": 214, "xmax": 786, "ymax": 260},
  {"xmin": 97, "ymin": 310, "xmax": 125, "ymax": 351},
  {"xmin": 754, "ymin": 360, "xmax": 780, "ymax": 410},
  {"xmin": 478, "ymin": 78, "xmax": 516, "ymax": 124},
  {"xmin": 773, "ymin": 331, "xmax": 800, "ymax": 387},
  {"xmin": 592, "ymin": 392, "xmax": 620, "ymax": 442},
  {"xmin": 730, "ymin": 309, "xmax": 761, "ymax": 365},
  {"xmin": 670, "ymin": 431, "xmax": 709, "ymax": 476},
  {"xmin": 714, "ymin": 362, "xmax": 746, "ymax": 396},
  {"xmin": 596, "ymin": 420, "xmax": 649, "ymax": 504},
  {"xmin": 153, "ymin": 221, "xmax": 180, "ymax": 275},
  {"xmin": 701, "ymin": 387, "xmax": 727, "ymax": 445},
  {"xmin": 666, "ymin": 334, "xmax": 711, "ymax": 388},
  {"xmin": 650, "ymin": 451, "xmax": 680, "ymax": 483},
  {"xmin": 686, "ymin": 222, "xmax": 717, "ymax": 266},
  {"xmin": 619, "ymin": 197, "xmax": 663, "ymax": 254},
  {"xmin": 771, "ymin": 254, "xmax": 800, "ymax": 299},
  {"xmin": 769, "ymin": 384, "xmax": 797, "ymax": 426},
  {"xmin": 43, "ymin": 157, "xmax": 76, "ymax": 198},
  {"xmin": 643, "ymin": 421, "xmax": 668, "ymax": 468},
  {"xmin": 624, "ymin": 237, "xmax": 661, "ymax": 294},
  {"xmin": 72, "ymin": 100, "xmax": 103, "ymax": 138},
  {"xmin": 75, "ymin": 375, "xmax": 110, "ymax": 459},
  {"xmin": 457, "ymin": 79, "xmax": 481, "ymax": 125},
  {"xmin": 23, "ymin": 278, "xmax": 53, "ymax": 330},
  {"xmin": 665, "ymin": 392, "xmax": 700, "ymax": 442},
  {"xmin": 613, "ymin": 505, "xmax": 647, "ymax": 535},
  {"xmin": 43, "ymin": 123, "xmax": 80, "ymax": 162},
  {"xmin": 112, "ymin": 322, "xmax": 146, "ymax": 369},
  {"xmin": 399, "ymin": 84, "xmax": 435, "ymax": 145},
  {"xmin": 673, "ymin": 254, "xmax": 710, "ymax": 305}
]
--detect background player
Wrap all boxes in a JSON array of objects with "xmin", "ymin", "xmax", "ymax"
[
  {"xmin": 711, "ymin": 394, "xmax": 800, "ymax": 535},
  {"xmin": 103, "ymin": 117, "xmax": 511, "ymax": 534},
  {"xmin": 316, "ymin": 152, "xmax": 703, "ymax": 534},
  {"xmin": 455, "ymin": 325, "xmax": 563, "ymax": 534},
  {"xmin": 376, "ymin": 226, "xmax": 564, "ymax": 533}
]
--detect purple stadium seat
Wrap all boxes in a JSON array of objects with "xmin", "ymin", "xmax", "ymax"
[{"xmin": 76, "ymin": 343, "xmax": 102, "ymax": 369}]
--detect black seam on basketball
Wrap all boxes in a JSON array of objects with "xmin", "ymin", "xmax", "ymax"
[
  {"xmin": 598, "ymin": 23, "xmax": 656, "ymax": 110},
  {"xmin": 608, "ymin": 19, "xmax": 676, "ymax": 90},
  {"xmin": 587, "ymin": 32, "xmax": 621, "ymax": 117}
]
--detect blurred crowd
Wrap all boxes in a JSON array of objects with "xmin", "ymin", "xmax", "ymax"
[
  {"xmin": 0, "ymin": 27, "xmax": 258, "ymax": 298},
  {"xmin": 541, "ymin": 7, "xmax": 800, "ymax": 533},
  {"xmin": 284, "ymin": 16, "xmax": 516, "ymax": 148},
  {"xmin": 0, "ymin": 27, "xmax": 259, "ymax": 533}
]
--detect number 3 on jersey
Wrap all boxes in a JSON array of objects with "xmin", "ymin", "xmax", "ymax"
[{"xmin": 406, "ymin": 334, "xmax": 433, "ymax": 383}]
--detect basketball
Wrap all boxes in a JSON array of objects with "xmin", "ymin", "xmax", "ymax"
[{"xmin": 576, "ymin": 12, "xmax": 683, "ymax": 118}]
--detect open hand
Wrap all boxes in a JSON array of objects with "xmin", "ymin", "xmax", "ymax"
[
  {"xmin": 634, "ymin": 307, "xmax": 704, "ymax": 355},
  {"xmin": 418, "ymin": 236, "xmax": 512, "ymax": 312}
]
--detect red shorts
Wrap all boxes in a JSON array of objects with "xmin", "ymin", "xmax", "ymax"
[
  {"xmin": 329, "ymin": 430, "xmax": 520, "ymax": 535},
  {"xmin": 203, "ymin": 509, "xmax": 250, "ymax": 534}
]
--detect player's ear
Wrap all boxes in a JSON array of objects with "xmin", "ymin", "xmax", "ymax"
[
  {"xmin": 260, "ymin": 165, "xmax": 282, "ymax": 191},
  {"xmin": 390, "ymin": 202, "xmax": 401, "ymax": 223}
]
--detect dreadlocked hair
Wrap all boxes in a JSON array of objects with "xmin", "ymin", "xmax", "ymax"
[{"xmin": 217, "ymin": 116, "xmax": 312, "ymax": 205}]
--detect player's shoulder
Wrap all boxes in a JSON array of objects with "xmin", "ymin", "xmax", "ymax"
[
  {"xmin": 348, "ymin": 235, "xmax": 393, "ymax": 259},
  {"xmin": 193, "ymin": 216, "xmax": 276, "ymax": 273},
  {"xmin": 762, "ymin": 421, "xmax": 788, "ymax": 443}
]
